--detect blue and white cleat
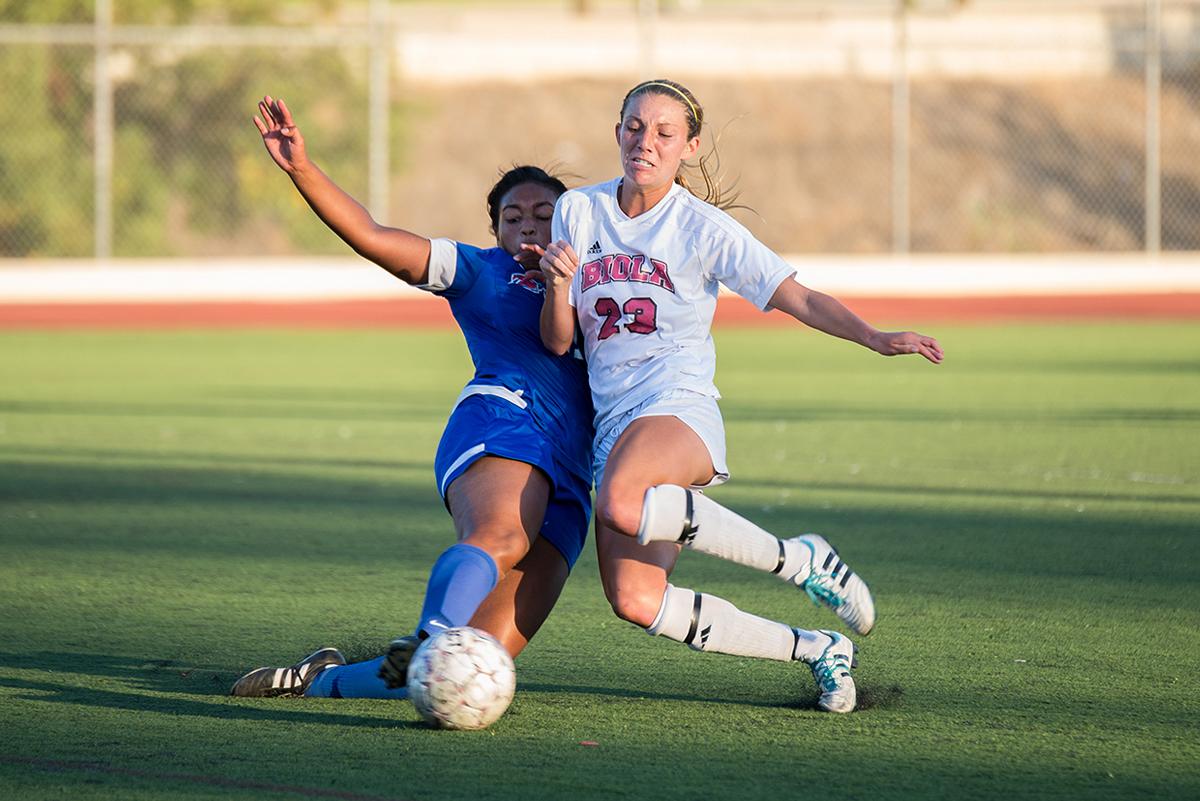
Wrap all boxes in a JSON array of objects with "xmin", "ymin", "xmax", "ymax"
[
  {"xmin": 807, "ymin": 630, "xmax": 858, "ymax": 713},
  {"xmin": 787, "ymin": 534, "xmax": 876, "ymax": 636},
  {"xmin": 229, "ymin": 647, "xmax": 345, "ymax": 697}
]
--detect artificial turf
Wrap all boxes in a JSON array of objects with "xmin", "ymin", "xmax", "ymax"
[{"xmin": 1, "ymin": 323, "xmax": 1197, "ymax": 800}]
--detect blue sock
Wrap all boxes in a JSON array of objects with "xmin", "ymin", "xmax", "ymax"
[
  {"xmin": 417, "ymin": 542, "xmax": 500, "ymax": 636},
  {"xmin": 305, "ymin": 543, "xmax": 499, "ymax": 699},
  {"xmin": 304, "ymin": 656, "xmax": 409, "ymax": 699}
]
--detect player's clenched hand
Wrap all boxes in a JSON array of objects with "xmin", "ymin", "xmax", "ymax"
[
  {"xmin": 869, "ymin": 331, "xmax": 944, "ymax": 364},
  {"xmin": 254, "ymin": 95, "xmax": 308, "ymax": 175}
]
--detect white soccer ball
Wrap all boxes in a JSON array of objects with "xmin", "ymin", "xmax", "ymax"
[{"xmin": 406, "ymin": 627, "xmax": 516, "ymax": 730}]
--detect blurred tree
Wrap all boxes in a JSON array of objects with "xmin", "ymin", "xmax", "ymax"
[
  {"xmin": 0, "ymin": 0, "xmax": 384, "ymax": 256},
  {"xmin": 0, "ymin": 0, "xmax": 92, "ymax": 24},
  {"xmin": 0, "ymin": 41, "xmax": 94, "ymax": 255},
  {"xmin": 112, "ymin": 45, "xmax": 371, "ymax": 255}
]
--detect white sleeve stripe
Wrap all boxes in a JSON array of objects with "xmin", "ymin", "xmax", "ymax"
[{"xmin": 417, "ymin": 237, "xmax": 458, "ymax": 292}]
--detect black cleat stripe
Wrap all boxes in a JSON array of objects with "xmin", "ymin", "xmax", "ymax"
[
  {"xmin": 822, "ymin": 551, "xmax": 836, "ymax": 570},
  {"xmin": 771, "ymin": 540, "xmax": 787, "ymax": 574},
  {"xmin": 840, "ymin": 569, "xmax": 853, "ymax": 588},
  {"xmin": 684, "ymin": 592, "xmax": 703, "ymax": 645}
]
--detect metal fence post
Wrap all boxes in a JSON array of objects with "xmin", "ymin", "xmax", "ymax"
[
  {"xmin": 368, "ymin": 0, "xmax": 391, "ymax": 223},
  {"xmin": 94, "ymin": 0, "xmax": 113, "ymax": 259},
  {"xmin": 1145, "ymin": 0, "xmax": 1162, "ymax": 253},
  {"xmin": 892, "ymin": 0, "xmax": 910, "ymax": 255}
]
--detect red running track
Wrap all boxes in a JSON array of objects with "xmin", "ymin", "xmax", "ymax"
[{"xmin": 0, "ymin": 294, "xmax": 1198, "ymax": 329}]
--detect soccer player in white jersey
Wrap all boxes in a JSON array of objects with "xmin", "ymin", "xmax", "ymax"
[{"xmin": 534, "ymin": 79, "xmax": 944, "ymax": 713}]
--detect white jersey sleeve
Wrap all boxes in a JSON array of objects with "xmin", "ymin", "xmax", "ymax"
[
  {"xmin": 551, "ymin": 191, "xmax": 586, "ymax": 309},
  {"xmin": 706, "ymin": 220, "xmax": 796, "ymax": 311},
  {"xmin": 416, "ymin": 237, "xmax": 460, "ymax": 294}
]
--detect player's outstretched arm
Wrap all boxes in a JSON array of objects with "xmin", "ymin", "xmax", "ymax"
[
  {"xmin": 532, "ymin": 240, "xmax": 579, "ymax": 356},
  {"xmin": 768, "ymin": 278, "xmax": 944, "ymax": 364},
  {"xmin": 254, "ymin": 95, "xmax": 430, "ymax": 284}
]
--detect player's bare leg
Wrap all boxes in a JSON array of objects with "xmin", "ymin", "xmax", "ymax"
[
  {"xmin": 380, "ymin": 456, "xmax": 549, "ymax": 688},
  {"xmin": 469, "ymin": 535, "xmax": 570, "ymax": 657},
  {"xmin": 448, "ymin": 455, "xmax": 551, "ymax": 576},
  {"xmin": 596, "ymin": 416, "xmax": 857, "ymax": 712}
]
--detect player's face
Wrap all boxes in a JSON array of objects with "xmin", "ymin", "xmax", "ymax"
[
  {"xmin": 616, "ymin": 93, "xmax": 701, "ymax": 191},
  {"xmin": 495, "ymin": 183, "xmax": 558, "ymax": 257}
]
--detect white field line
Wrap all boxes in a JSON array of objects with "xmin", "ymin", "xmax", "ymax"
[{"xmin": 1, "ymin": 254, "xmax": 1199, "ymax": 304}]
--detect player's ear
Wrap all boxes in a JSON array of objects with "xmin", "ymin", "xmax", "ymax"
[
  {"xmin": 682, "ymin": 135, "xmax": 701, "ymax": 161},
  {"xmin": 615, "ymin": 121, "xmax": 622, "ymax": 145}
]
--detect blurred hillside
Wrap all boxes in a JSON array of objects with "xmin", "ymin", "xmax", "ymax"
[
  {"xmin": 3, "ymin": 0, "xmax": 1198, "ymax": 257},
  {"xmin": 390, "ymin": 75, "xmax": 1200, "ymax": 254}
]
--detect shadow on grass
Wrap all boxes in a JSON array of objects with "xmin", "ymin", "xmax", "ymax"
[
  {"xmin": 518, "ymin": 680, "xmax": 905, "ymax": 713},
  {"xmin": 0, "ymin": 651, "xmax": 906, "ymax": 716},
  {"xmin": 0, "ymin": 398, "xmax": 449, "ymax": 425},
  {"xmin": 746, "ymin": 475, "xmax": 1200, "ymax": 507},
  {"xmin": 1, "ymin": 444, "xmax": 432, "ymax": 474},
  {"xmin": 0, "ymin": 754, "xmax": 408, "ymax": 801},
  {"xmin": 722, "ymin": 403, "xmax": 1200, "ymax": 426},
  {"xmin": 0, "ymin": 650, "xmax": 370, "ymax": 701},
  {"xmin": 0, "ymin": 458, "xmax": 439, "ymax": 517},
  {"xmin": 0, "ymin": 673, "xmax": 421, "ymax": 731}
]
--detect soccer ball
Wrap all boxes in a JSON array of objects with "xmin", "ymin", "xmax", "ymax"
[{"xmin": 406, "ymin": 627, "xmax": 516, "ymax": 730}]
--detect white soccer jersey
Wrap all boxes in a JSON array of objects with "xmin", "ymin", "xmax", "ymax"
[{"xmin": 554, "ymin": 178, "xmax": 796, "ymax": 429}]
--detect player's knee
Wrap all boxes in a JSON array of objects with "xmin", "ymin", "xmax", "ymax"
[
  {"xmin": 461, "ymin": 526, "xmax": 530, "ymax": 573},
  {"xmin": 595, "ymin": 487, "xmax": 644, "ymax": 539},
  {"xmin": 603, "ymin": 581, "xmax": 662, "ymax": 629}
]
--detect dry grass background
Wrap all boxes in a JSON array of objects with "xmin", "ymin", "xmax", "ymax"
[{"xmin": 387, "ymin": 75, "xmax": 1200, "ymax": 253}]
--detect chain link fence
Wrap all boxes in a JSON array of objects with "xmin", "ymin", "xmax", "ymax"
[{"xmin": 1, "ymin": 0, "xmax": 1198, "ymax": 257}]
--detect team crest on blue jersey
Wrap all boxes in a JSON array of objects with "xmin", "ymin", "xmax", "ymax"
[{"xmin": 508, "ymin": 271, "xmax": 546, "ymax": 295}]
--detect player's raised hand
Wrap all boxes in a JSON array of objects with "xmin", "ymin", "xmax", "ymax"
[
  {"xmin": 534, "ymin": 240, "xmax": 579, "ymax": 290},
  {"xmin": 254, "ymin": 95, "xmax": 308, "ymax": 175},
  {"xmin": 869, "ymin": 330, "xmax": 944, "ymax": 364},
  {"xmin": 515, "ymin": 243, "xmax": 547, "ymax": 285},
  {"xmin": 514, "ymin": 242, "xmax": 545, "ymax": 270}
]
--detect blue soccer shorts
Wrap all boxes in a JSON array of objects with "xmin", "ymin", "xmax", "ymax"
[{"xmin": 433, "ymin": 394, "xmax": 592, "ymax": 569}]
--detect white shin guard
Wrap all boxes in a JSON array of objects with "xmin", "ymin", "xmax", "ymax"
[
  {"xmin": 638, "ymin": 484, "xmax": 808, "ymax": 578},
  {"xmin": 647, "ymin": 584, "xmax": 799, "ymax": 662}
]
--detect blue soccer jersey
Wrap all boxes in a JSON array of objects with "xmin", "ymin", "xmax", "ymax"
[{"xmin": 420, "ymin": 239, "xmax": 594, "ymax": 484}]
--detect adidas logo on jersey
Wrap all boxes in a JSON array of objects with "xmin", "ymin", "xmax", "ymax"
[{"xmin": 587, "ymin": 240, "xmax": 602, "ymax": 255}]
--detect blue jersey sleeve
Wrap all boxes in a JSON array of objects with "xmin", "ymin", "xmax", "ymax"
[{"xmin": 417, "ymin": 239, "xmax": 489, "ymax": 299}]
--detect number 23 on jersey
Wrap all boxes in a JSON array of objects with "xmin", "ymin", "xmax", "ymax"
[{"xmin": 594, "ymin": 297, "xmax": 658, "ymax": 340}]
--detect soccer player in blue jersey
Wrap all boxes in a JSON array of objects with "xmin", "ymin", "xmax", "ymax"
[{"xmin": 230, "ymin": 96, "xmax": 593, "ymax": 699}]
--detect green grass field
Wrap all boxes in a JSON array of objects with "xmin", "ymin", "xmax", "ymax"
[{"xmin": 1, "ymin": 322, "xmax": 1198, "ymax": 800}]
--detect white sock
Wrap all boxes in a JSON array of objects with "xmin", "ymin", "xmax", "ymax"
[
  {"xmin": 647, "ymin": 584, "xmax": 803, "ymax": 662},
  {"xmin": 638, "ymin": 485, "xmax": 811, "ymax": 580},
  {"xmin": 790, "ymin": 628, "xmax": 832, "ymax": 663}
]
